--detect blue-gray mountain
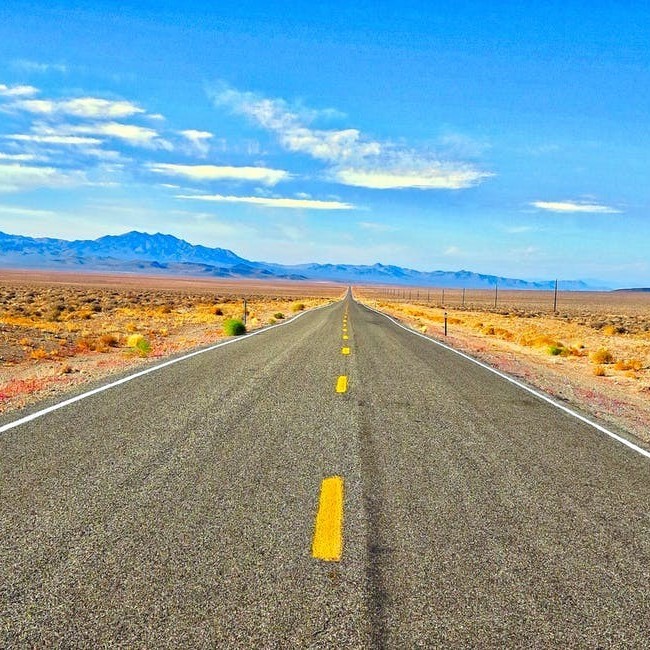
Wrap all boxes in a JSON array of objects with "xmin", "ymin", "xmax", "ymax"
[{"xmin": 0, "ymin": 231, "xmax": 593, "ymax": 290}]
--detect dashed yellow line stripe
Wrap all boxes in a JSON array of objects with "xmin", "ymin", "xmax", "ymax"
[
  {"xmin": 341, "ymin": 347, "xmax": 350, "ymax": 355},
  {"xmin": 342, "ymin": 334, "xmax": 349, "ymax": 340},
  {"xmin": 335, "ymin": 375, "xmax": 348, "ymax": 393},
  {"xmin": 312, "ymin": 476, "xmax": 344, "ymax": 561}
]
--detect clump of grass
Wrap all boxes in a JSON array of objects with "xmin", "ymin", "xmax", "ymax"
[
  {"xmin": 273, "ymin": 312, "xmax": 285, "ymax": 319},
  {"xmin": 589, "ymin": 347, "xmax": 614, "ymax": 364},
  {"xmin": 99, "ymin": 333, "xmax": 119, "ymax": 348},
  {"xmin": 291, "ymin": 302, "xmax": 306, "ymax": 312},
  {"xmin": 548, "ymin": 344, "xmax": 564, "ymax": 356},
  {"xmin": 593, "ymin": 365, "xmax": 607, "ymax": 377},
  {"xmin": 126, "ymin": 333, "xmax": 152, "ymax": 356},
  {"xmin": 223, "ymin": 318, "xmax": 247, "ymax": 336},
  {"xmin": 602, "ymin": 324, "xmax": 617, "ymax": 336},
  {"xmin": 614, "ymin": 358, "xmax": 643, "ymax": 372}
]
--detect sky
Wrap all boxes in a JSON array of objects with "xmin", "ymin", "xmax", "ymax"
[{"xmin": 0, "ymin": 0, "xmax": 649, "ymax": 286}]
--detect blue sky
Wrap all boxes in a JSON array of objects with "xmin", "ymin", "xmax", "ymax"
[{"xmin": 0, "ymin": 1, "xmax": 649, "ymax": 286}]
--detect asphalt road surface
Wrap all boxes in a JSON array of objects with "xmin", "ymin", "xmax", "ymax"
[{"xmin": 1, "ymin": 295, "xmax": 649, "ymax": 648}]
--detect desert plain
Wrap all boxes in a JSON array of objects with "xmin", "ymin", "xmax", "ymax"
[{"xmin": 1, "ymin": 271, "xmax": 649, "ymax": 446}]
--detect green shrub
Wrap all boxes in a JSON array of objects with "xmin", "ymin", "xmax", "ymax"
[
  {"xmin": 126, "ymin": 333, "xmax": 151, "ymax": 356},
  {"xmin": 548, "ymin": 344, "xmax": 564, "ymax": 356},
  {"xmin": 223, "ymin": 318, "xmax": 247, "ymax": 336},
  {"xmin": 273, "ymin": 312, "xmax": 285, "ymax": 319},
  {"xmin": 291, "ymin": 302, "xmax": 306, "ymax": 312}
]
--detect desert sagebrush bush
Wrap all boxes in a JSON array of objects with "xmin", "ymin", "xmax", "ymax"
[
  {"xmin": 223, "ymin": 318, "xmax": 246, "ymax": 336},
  {"xmin": 291, "ymin": 302, "xmax": 306, "ymax": 312},
  {"xmin": 614, "ymin": 358, "xmax": 643, "ymax": 372},
  {"xmin": 589, "ymin": 347, "xmax": 614, "ymax": 364}
]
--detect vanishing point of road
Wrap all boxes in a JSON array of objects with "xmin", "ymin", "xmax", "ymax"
[{"xmin": 1, "ymin": 294, "xmax": 649, "ymax": 648}]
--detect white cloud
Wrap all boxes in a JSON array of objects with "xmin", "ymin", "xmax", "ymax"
[
  {"xmin": 214, "ymin": 85, "xmax": 492, "ymax": 191},
  {"xmin": 0, "ymin": 163, "xmax": 84, "ymax": 193},
  {"xmin": 531, "ymin": 200, "xmax": 621, "ymax": 214},
  {"xmin": 336, "ymin": 166, "xmax": 493, "ymax": 190},
  {"xmin": 12, "ymin": 97, "xmax": 145, "ymax": 119},
  {"xmin": 0, "ymin": 152, "xmax": 39, "ymax": 161},
  {"xmin": 79, "ymin": 122, "xmax": 169, "ymax": 148},
  {"xmin": 0, "ymin": 84, "xmax": 39, "ymax": 97},
  {"xmin": 443, "ymin": 246, "xmax": 461, "ymax": 256},
  {"xmin": 6, "ymin": 133, "xmax": 102, "ymax": 146},
  {"xmin": 216, "ymin": 87, "xmax": 381, "ymax": 163},
  {"xmin": 29, "ymin": 121, "xmax": 170, "ymax": 149},
  {"xmin": 176, "ymin": 193, "xmax": 355, "ymax": 210},
  {"xmin": 148, "ymin": 163, "xmax": 289, "ymax": 185},
  {"xmin": 179, "ymin": 129, "xmax": 213, "ymax": 157}
]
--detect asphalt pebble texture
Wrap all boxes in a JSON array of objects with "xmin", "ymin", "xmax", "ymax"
[{"xmin": 1, "ymin": 295, "xmax": 648, "ymax": 648}]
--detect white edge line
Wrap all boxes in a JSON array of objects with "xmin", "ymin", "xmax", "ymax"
[
  {"xmin": 0, "ymin": 301, "xmax": 333, "ymax": 434},
  {"xmin": 359, "ymin": 300, "xmax": 650, "ymax": 461}
]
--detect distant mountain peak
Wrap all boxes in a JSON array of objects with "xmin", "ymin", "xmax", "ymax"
[{"xmin": 0, "ymin": 230, "xmax": 599, "ymax": 289}]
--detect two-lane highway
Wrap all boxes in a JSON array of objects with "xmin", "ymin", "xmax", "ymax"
[{"xmin": 1, "ymin": 295, "xmax": 649, "ymax": 648}]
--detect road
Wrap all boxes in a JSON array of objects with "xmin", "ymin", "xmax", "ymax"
[{"xmin": 1, "ymin": 294, "xmax": 649, "ymax": 648}]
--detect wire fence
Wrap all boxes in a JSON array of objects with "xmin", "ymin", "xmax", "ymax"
[{"xmin": 355, "ymin": 285, "xmax": 650, "ymax": 318}]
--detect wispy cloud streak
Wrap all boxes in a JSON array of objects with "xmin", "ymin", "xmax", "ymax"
[
  {"xmin": 176, "ymin": 193, "xmax": 354, "ymax": 210},
  {"xmin": 531, "ymin": 200, "xmax": 621, "ymax": 214},
  {"xmin": 213, "ymin": 85, "xmax": 492, "ymax": 190}
]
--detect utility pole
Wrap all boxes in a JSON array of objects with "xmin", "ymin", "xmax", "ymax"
[
  {"xmin": 553, "ymin": 279, "xmax": 558, "ymax": 313},
  {"xmin": 494, "ymin": 282, "xmax": 498, "ymax": 309},
  {"xmin": 243, "ymin": 298, "xmax": 247, "ymax": 325},
  {"xmin": 462, "ymin": 287, "xmax": 466, "ymax": 308}
]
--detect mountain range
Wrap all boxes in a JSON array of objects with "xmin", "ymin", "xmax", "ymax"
[{"xmin": 0, "ymin": 230, "xmax": 594, "ymax": 290}]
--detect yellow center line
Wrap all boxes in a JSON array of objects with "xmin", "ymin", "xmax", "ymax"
[
  {"xmin": 312, "ymin": 476, "xmax": 344, "ymax": 562},
  {"xmin": 335, "ymin": 375, "xmax": 348, "ymax": 393},
  {"xmin": 341, "ymin": 347, "xmax": 350, "ymax": 355},
  {"xmin": 342, "ymin": 334, "xmax": 349, "ymax": 340}
]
